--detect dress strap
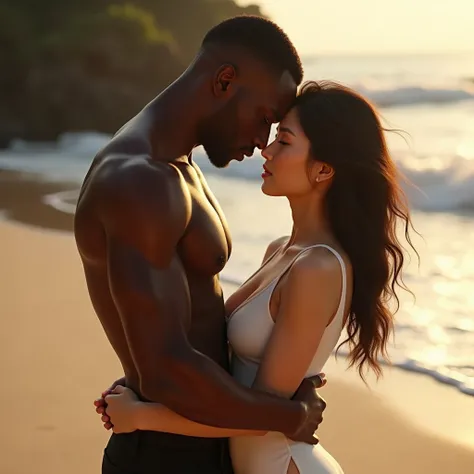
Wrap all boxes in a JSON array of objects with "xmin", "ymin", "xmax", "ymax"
[{"xmin": 270, "ymin": 244, "xmax": 347, "ymax": 324}]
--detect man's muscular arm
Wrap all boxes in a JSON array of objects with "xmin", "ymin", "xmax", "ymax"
[{"xmin": 93, "ymin": 158, "xmax": 309, "ymax": 435}]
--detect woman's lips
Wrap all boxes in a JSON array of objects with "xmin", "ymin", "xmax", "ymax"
[{"xmin": 262, "ymin": 164, "xmax": 272, "ymax": 178}]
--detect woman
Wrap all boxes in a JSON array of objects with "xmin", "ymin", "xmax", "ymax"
[{"xmin": 97, "ymin": 81, "xmax": 416, "ymax": 474}]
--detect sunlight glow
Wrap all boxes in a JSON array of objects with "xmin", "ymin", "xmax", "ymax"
[{"xmin": 237, "ymin": 0, "xmax": 474, "ymax": 55}]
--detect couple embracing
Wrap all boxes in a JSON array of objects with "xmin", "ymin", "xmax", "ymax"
[{"xmin": 75, "ymin": 15, "xmax": 415, "ymax": 474}]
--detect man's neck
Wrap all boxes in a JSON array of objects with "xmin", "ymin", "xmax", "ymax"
[{"xmin": 145, "ymin": 75, "xmax": 205, "ymax": 161}]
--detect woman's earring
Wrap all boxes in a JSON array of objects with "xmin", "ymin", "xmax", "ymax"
[{"xmin": 316, "ymin": 177, "xmax": 320, "ymax": 182}]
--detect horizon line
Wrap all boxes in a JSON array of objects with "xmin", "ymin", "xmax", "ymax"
[{"xmin": 301, "ymin": 50, "xmax": 474, "ymax": 59}]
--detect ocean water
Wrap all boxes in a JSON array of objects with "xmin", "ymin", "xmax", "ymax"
[{"xmin": 1, "ymin": 54, "xmax": 473, "ymax": 395}]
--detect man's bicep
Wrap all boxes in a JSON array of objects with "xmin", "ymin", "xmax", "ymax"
[
  {"xmin": 98, "ymin": 164, "xmax": 191, "ymax": 266},
  {"xmin": 106, "ymin": 235, "xmax": 192, "ymax": 377},
  {"xmin": 96, "ymin": 161, "xmax": 194, "ymax": 374}
]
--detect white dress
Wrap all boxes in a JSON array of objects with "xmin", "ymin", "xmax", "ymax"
[{"xmin": 227, "ymin": 244, "xmax": 346, "ymax": 474}]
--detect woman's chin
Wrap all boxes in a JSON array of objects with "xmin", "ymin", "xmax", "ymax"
[{"xmin": 261, "ymin": 181, "xmax": 280, "ymax": 197}]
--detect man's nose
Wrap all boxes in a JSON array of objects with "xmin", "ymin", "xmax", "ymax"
[
  {"xmin": 254, "ymin": 123, "xmax": 272, "ymax": 150},
  {"xmin": 253, "ymin": 139, "xmax": 264, "ymax": 151}
]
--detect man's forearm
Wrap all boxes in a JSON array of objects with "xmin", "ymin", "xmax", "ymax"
[{"xmin": 140, "ymin": 347, "xmax": 306, "ymax": 434}]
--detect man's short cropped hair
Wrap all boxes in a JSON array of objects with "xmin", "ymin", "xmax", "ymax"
[{"xmin": 202, "ymin": 15, "xmax": 303, "ymax": 85}]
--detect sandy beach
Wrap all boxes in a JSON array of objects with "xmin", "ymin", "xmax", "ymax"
[{"xmin": 1, "ymin": 171, "xmax": 474, "ymax": 474}]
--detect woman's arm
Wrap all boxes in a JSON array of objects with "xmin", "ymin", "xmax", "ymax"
[
  {"xmin": 136, "ymin": 401, "xmax": 266, "ymax": 437},
  {"xmin": 251, "ymin": 248, "xmax": 342, "ymax": 398},
  {"xmin": 104, "ymin": 385, "xmax": 265, "ymax": 437}
]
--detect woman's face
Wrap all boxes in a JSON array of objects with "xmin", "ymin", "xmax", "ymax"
[{"xmin": 261, "ymin": 107, "xmax": 316, "ymax": 197}]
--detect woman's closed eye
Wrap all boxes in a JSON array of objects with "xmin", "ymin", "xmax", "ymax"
[{"xmin": 275, "ymin": 134, "xmax": 290, "ymax": 146}]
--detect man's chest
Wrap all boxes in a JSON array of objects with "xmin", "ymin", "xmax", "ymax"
[{"xmin": 177, "ymin": 163, "xmax": 232, "ymax": 278}]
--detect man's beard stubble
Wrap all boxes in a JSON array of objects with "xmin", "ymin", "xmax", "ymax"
[
  {"xmin": 200, "ymin": 94, "xmax": 241, "ymax": 169},
  {"xmin": 202, "ymin": 142, "xmax": 233, "ymax": 168}
]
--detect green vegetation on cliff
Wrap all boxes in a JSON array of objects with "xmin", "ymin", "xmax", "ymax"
[{"xmin": 0, "ymin": 0, "xmax": 264, "ymax": 144}]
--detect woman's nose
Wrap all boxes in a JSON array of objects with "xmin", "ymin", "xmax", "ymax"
[{"xmin": 261, "ymin": 145, "xmax": 272, "ymax": 161}]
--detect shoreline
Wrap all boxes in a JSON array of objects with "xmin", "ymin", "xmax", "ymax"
[
  {"xmin": 0, "ymin": 169, "xmax": 76, "ymax": 232},
  {"xmin": 1, "ymin": 168, "xmax": 474, "ymax": 393},
  {"xmin": 1, "ymin": 167, "xmax": 473, "ymax": 451},
  {"xmin": 2, "ymin": 168, "xmax": 474, "ymax": 396}
]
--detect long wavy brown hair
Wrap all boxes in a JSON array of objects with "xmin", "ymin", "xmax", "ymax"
[{"xmin": 294, "ymin": 81, "xmax": 418, "ymax": 378}]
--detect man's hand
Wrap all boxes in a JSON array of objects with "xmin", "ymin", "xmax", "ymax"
[
  {"xmin": 93, "ymin": 376, "xmax": 126, "ymax": 430},
  {"xmin": 287, "ymin": 374, "xmax": 327, "ymax": 444}
]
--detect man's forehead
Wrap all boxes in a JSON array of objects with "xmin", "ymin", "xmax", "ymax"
[
  {"xmin": 273, "ymin": 70, "xmax": 297, "ymax": 120},
  {"xmin": 249, "ymin": 69, "xmax": 297, "ymax": 120},
  {"xmin": 240, "ymin": 57, "xmax": 297, "ymax": 118}
]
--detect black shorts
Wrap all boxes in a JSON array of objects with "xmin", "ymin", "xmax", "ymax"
[{"xmin": 102, "ymin": 431, "xmax": 233, "ymax": 474}]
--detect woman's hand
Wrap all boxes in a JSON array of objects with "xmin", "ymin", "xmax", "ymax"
[
  {"xmin": 93, "ymin": 377, "xmax": 126, "ymax": 430},
  {"xmin": 101, "ymin": 385, "xmax": 141, "ymax": 433}
]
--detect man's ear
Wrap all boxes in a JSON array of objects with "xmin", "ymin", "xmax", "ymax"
[{"xmin": 212, "ymin": 64, "xmax": 237, "ymax": 97}]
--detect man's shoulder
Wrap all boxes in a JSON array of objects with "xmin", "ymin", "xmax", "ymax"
[
  {"xmin": 93, "ymin": 155, "xmax": 189, "ymax": 205},
  {"xmin": 81, "ymin": 154, "xmax": 191, "ymax": 234}
]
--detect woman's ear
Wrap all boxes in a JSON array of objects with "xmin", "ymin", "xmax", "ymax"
[
  {"xmin": 311, "ymin": 162, "xmax": 334, "ymax": 184},
  {"xmin": 320, "ymin": 163, "xmax": 335, "ymax": 181}
]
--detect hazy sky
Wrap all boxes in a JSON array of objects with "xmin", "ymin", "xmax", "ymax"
[{"xmin": 237, "ymin": 0, "xmax": 474, "ymax": 56}]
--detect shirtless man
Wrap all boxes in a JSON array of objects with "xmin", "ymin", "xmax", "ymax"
[{"xmin": 75, "ymin": 16, "xmax": 326, "ymax": 474}]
